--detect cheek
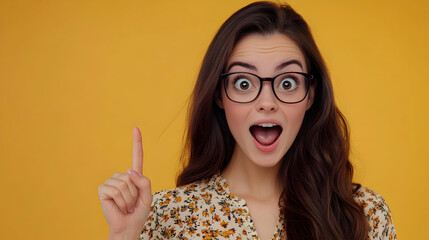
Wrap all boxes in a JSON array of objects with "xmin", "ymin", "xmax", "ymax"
[
  {"xmin": 289, "ymin": 107, "xmax": 307, "ymax": 122},
  {"xmin": 222, "ymin": 96, "xmax": 249, "ymax": 137},
  {"xmin": 224, "ymin": 107, "xmax": 246, "ymax": 134},
  {"xmin": 282, "ymin": 103, "xmax": 308, "ymax": 134}
]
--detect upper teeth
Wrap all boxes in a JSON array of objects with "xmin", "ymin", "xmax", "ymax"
[{"xmin": 258, "ymin": 123, "xmax": 276, "ymax": 127}]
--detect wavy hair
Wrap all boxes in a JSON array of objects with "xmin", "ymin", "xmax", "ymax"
[{"xmin": 177, "ymin": 1, "xmax": 369, "ymax": 239}]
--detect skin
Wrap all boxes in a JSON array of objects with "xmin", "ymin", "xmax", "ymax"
[
  {"xmin": 98, "ymin": 127, "xmax": 152, "ymax": 240},
  {"xmin": 98, "ymin": 33, "xmax": 313, "ymax": 240},
  {"xmin": 220, "ymin": 32, "xmax": 314, "ymax": 240}
]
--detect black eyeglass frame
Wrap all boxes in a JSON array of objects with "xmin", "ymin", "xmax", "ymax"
[{"xmin": 219, "ymin": 71, "xmax": 314, "ymax": 104}]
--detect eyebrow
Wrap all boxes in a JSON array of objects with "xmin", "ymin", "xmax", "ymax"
[{"xmin": 227, "ymin": 59, "xmax": 303, "ymax": 72}]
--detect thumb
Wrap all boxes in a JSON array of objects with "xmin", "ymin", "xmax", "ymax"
[{"xmin": 129, "ymin": 169, "xmax": 152, "ymax": 209}]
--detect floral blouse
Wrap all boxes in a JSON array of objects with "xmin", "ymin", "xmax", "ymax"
[{"xmin": 140, "ymin": 174, "xmax": 396, "ymax": 239}]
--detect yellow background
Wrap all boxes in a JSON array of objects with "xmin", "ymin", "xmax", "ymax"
[{"xmin": 1, "ymin": 0, "xmax": 428, "ymax": 239}]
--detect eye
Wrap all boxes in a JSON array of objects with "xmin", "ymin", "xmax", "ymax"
[
  {"xmin": 234, "ymin": 78, "xmax": 253, "ymax": 91},
  {"xmin": 279, "ymin": 77, "xmax": 297, "ymax": 91}
]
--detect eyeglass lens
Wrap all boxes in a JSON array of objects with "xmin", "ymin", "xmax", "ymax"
[{"xmin": 224, "ymin": 72, "xmax": 308, "ymax": 103}]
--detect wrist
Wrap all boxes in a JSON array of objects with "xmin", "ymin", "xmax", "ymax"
[{"xmin": 108, "ymin": 230, "xmax": 140, "ymax": 240}]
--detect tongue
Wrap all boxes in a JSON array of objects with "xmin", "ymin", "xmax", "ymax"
[{"xmin": 252, "ymin": 126, "xmax": 281, "ymax": 145}]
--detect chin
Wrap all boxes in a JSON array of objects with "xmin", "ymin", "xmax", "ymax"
[{"xmin": 248, "ymin": 150, "xmax": 285, "ymax": 168}]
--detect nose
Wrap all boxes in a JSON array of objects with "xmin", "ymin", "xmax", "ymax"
[{"xmin": 256, "ymin": 82, "xmax": 278, "ymax": 112}]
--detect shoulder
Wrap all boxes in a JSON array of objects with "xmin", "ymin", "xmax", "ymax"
[
  {"xmin": 353, "ymin": 185, "xmax": 397, "ymax": 240},
  {"xmin": 141, "ymin": 175, "xmax": 230, "ymax": 239},
  {"xmin": 151, "ymin": 175, "xmax": 220, "ymax": 208}
]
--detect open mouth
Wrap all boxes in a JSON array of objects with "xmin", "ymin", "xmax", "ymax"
[{"xmin": 250, "ymin": 123, "xmax": 283, "ymax": 146}]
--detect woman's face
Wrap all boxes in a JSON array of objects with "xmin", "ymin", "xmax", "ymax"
[{"xmin": 220, "ymin": 32, "xmax": 313, "ymax": 168}]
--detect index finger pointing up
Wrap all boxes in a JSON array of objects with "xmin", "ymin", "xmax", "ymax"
[{"xmin": 132, "ymin": 127, "xmax": 143, "ymax": 174}]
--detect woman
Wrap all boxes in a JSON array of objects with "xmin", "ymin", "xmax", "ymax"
[{"xmin": 98, "ymin": 2, "xmax": 396, "ymax": 239}]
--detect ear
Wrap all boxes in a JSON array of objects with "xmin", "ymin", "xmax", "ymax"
[
  {"xmin": 216, "ymin": 97, "xmax": 224, "ymax": 109},
  {"xmin": 216, "ymin": 82, "xmax": 225, "ymax": 109},
  {"xmin": 306, "ymin": 84, "xmax": 315, "ymax": 111}
]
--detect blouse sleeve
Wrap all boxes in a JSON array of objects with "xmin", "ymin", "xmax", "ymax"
[
  {"xmin": 356, "ymin": 187, "xmax": 397, "ymax": 240},
  {"xmin": 139, "ymin": 192, "xmax": 164, "ymax": 240}
]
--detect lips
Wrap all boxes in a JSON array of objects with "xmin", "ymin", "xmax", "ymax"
[{"xmin": 250, "ymin": 123, "xmax": 283, "ymax": 148}]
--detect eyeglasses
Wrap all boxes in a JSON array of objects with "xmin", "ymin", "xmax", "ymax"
[{"xmin": 220, "ymin": 72, "xmax": 313, "ymax": 104}]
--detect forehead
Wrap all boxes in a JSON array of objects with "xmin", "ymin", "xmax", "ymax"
[{"xmin": 227, "ymin": 33, "xmax": 307, "ymax": 72}]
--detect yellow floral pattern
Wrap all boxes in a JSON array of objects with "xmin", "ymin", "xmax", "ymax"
[{"xmin": 141, "ymin": 174, "xmax": 396, "ymax": 239}]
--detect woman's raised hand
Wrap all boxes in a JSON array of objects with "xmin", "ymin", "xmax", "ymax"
[{"xmin": 98, "ymin": 127, "xmax": 153, "ymax": 240}]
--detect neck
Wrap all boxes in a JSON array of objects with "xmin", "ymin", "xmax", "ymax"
[{"xmin": 221, "ymin": 147, "xmax": 282, "ymax": 201}]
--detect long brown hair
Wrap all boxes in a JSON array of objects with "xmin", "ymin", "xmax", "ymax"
[{"xmin": 177, "ymin": 1, "xmax": 369, "ymax": 239}]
